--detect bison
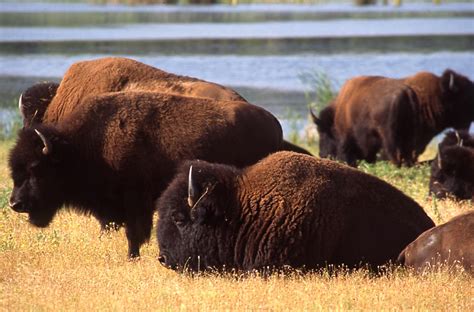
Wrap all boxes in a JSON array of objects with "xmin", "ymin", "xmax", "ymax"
[
  {"xmin": 18, "ymin": 57, "xmax": 310, "ymax": 155},
  {"xmin": 9, "ymin": 91, "xmax": 285, "ymax": 258},
  {"xmin": 156, "ymin": 151, "xmax": 435, "ymax": 272},
  {"xmin": 429, "ymin": 130, "xmax": 474, "ymax": 200},
  {"xmin": 398, "ymin": 211, "xmax": 474, "ymax": 274},
  {"xmin": 312, "ymin": 69, "xmax": 474, "ymax": 166},
  {"xmin": 18, "ymin": 81, "xmax": 59, "ymax": 127}
]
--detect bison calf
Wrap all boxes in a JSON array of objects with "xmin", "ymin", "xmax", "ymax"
[
  {"xmin": 429, "ymin": 130, "xmax": 474, "ymax": 200},
  {"xmin": 398, "ymin": 211, "xmax": 474, "ymax": 274},
  {"xmin": 9, "ymin": 92, "xmax": 284, "ymax": 258},
  {"xmin": 156, "ymin": 151, "xmax": 434, "ymax": 272}
]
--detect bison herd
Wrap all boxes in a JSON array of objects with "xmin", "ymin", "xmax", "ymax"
[{"xmin": 7, "ymin": 57, "xmax": 474, "ymax": 274}]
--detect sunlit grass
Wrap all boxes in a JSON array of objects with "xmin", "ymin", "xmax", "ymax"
[{"xmin": 0, "ymin": 137, "xmax": 472, "ymax": 310}]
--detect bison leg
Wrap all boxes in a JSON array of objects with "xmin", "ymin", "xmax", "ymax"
[
  {"xmin": 337, "ymin": 136, "xmax": 360, "ymax": 167},
  {"xmin": 124, "ymin": 193, "xmax": 154, "ymax": 259}
]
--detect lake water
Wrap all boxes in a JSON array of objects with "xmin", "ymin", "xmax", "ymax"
[{"xmin": 1, "ymin": 2, "xmax": 473, "ymax": 137}]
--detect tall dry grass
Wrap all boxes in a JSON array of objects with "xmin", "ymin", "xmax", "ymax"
[{"xmin": 0, "ymin": 138, "xmax": 472, "ymax": 310}]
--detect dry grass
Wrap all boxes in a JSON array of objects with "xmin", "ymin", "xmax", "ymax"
[{"xmin": 0, "ymin": 139, "xmax": 472, "ymax": 311}]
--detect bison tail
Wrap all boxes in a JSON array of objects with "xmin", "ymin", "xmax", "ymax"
[
  {"xmin": 280, "ymin": 140, "xmax": 313, "ymax": 156},
  {"xmin": 396, "ymin": 249, "xmax": 406, "ymax": 266}
]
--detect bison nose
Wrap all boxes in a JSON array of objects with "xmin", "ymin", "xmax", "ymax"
[
  {"xmin": 158, "ymin": 254, "xmax": 167, "ymax": 266},
  {"xmin": 9, "ymin": 200, "xmax": 26, "ymax": 213}
]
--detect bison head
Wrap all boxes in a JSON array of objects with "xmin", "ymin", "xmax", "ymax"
[
  {"xmin": 18, "ymin": 82, "xmax": 59, "ymax": 127},
  {"xmin": 310, "ymin": 105, "xmax": 337, "ymax": 159},
  {"xmin": 440, "ymin": 69, "xmax": 474, "ymax": 130},
  {"xmin": 8, "ymin": 126, "xmax": 69, "ymax": 227},
  {"xmin": 156, "ymin": 161, "xmax": 239, "ymax": 272},
  {"xmin": 429, "ymin": 131, "xmax": 474, "ymax": 200}
]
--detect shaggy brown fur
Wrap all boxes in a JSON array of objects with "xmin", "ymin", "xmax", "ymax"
[
  {"xmin": 156, "ymin": 151, "xmax": 435, "ymax": 272},
  {"xmin": 43, "ymin": 57, "xmax": 244, "ymax": 124},
  {"xmin": 21, "ymin": 57, "xmax": 309, "ymax": 155},
  {"xmin": 9, "ymin": 92, "xmax": 283, "ymax": 258},
  {"xmin": 314, "ymin": 70, "xmax": 474, "ymax": 166},
  {"xmin": 398, "ymin": 211, "xmax": 474, "ymax": 274}
]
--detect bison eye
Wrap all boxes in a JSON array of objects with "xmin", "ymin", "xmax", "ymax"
[{"xmin": 172, "ymin": 212, "xmax": 187, "ymax": 227}]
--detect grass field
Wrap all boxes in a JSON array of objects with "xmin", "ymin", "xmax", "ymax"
[{"xmin": 0, "ymin": 138, "xmax": 472, "ymax": 310}]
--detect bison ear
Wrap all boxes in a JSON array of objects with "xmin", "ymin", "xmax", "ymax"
[{"xmin": 441, "ymin": 70, "xmax": 459, "ymax": 93}]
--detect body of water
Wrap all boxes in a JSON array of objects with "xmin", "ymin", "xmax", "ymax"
[{"xmin": 1, "ymin": 2, "xmax": 473, "ymax": 137}]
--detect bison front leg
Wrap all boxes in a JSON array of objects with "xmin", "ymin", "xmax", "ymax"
[{"xmin": 124, "ymin": 194, "xmax": 154, "ymax": 259}]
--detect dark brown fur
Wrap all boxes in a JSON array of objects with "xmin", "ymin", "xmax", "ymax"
[
  {"xmin": 429, "ymin": 130, "xmax": 474, "ymax": 200},
  {"xmin": 398, "ymin": 211, "xmax": 474, "ymax": 274},
  {"xmin": 19, "ymin": 81, "xmax": 59, "ymax": 127},
  {"xmin": 314, "ymin": 70, "xmax": 474, "ymax": 166},
  {"xmin": 156, "ymin": 151, "xmax": 435, "ymax": 272},
  {"xmin": 9, "ymin": 92, "xmax": 284, "ymax": 258}
]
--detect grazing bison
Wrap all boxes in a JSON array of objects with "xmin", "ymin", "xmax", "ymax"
[
  {"xmin": 312, "ymin": 70, "xmax": 474, "ymax": 166},
  {"xmin": 429, "ymin": 130, "xmax": 474, "ymax": 200},
  {"xmin": 9, "ymin": 91, "xmax": 284, "ymax": 258},
  {"xmin": 19, "ymin": 56, "xmax": 310, "ymax": 154},
  {"xmin": 310, "ymin": 104, "xmax": 337, "ymax": 159},
  {"xmin": 156, "ymin": 151, "xmax": 435, "ymax": 272},
  {"xmin": 398, "ymin": 211, "xmax": 474, "ymax": 274},
  {"xmin": 18, "ymin": 81, "xmax": 59, "ymax": 127}
]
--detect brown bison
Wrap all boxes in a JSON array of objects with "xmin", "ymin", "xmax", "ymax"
[
  {"xmin": 18, "ymin": 57, "xmax": 310, "ymax": 155},
  {"xmin": 398, "ymin": 211, "xmax": 474, "ymax": 274},
  {"xmin": 156, "ymin": 151, "xmax": 435, "ymax": 272},
  {"xmin": 429, "ymin": 130, "xmax": 474, "ymax": 200},
  {"xmin": 312, "ymin": 70, "xmax": 474, "ymax": 166},
  {"xmin": 9, "ymin": 91, "xmax": 284, "ymax": 258}
]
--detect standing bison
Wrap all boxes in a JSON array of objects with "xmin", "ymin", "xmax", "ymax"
[
  {"xmin": 429, "ymin": 130, "xmax": 474, "ymax": 200},
  {"xmin": 9, "ymin": 92, "xmax": 284, "ymax": 258},
  {"xmin": 18, "ymin": 56, "xmax": 310, "ymax": 154},
  {"xmin": 156, "ymin": 151, "xmax": 435, "ymax": 272},
  {"xmin": 312, "ymin": 70, "xmax": 474, "ymax": 166},
  {"xmin": 398, "ymin": 211, "xmax": 474, "ymax": 274}
]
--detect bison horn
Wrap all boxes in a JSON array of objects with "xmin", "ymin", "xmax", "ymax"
[
  {"xmin": 449, "ymin": 73, "xmax": 454, "ymax": 91},
  {"xmin": 309, "ymin": 108, "xmax": 321, "ymax": 126},
  {"xmin": 18, "ymin": 94, "xmax": 26, "ymax": 119},
  {"xmin": 454, "ymin": 131, "xmax": 463, "ymax": 147},
  {"xmin": 187, "ymin": 165, "xmax": 196, "ymax": 208},
  {"xmin": 34, "ymin": 129, "xmax": 52, "ymax": 155}
]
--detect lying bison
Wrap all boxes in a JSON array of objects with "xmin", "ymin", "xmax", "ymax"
[
  {"xmin": 18, "ymin": 57, "xmax": 309, "ymax": 155},
  {"xmin": 9, "ymin": 91, "xmax": 284, "ymax": 258},
  {"xmin": 156, "ymin": 151, "xmax": 435, "ymax": 272},
  {"xmin": 398, "ymin": 211, "xmax": 473, "ymax": 274},
  {"xmin": 312, "ymin": 69, "xmax": 474, "ymax": 166},
  {"xmin": 429, "ymin": 130, "xmax": 474, "ymax": 200}
]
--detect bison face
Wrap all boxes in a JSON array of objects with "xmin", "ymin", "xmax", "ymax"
[
  {"xmin": 9, "ymin": 127, "xmax": 67, "ymax": 227},
  {"xmin": 430, "ymin": 145, "xmax": 474, "ymax": 200},
  {"xmin": 441, "ymin": 70, "xmax": 474, "ymax": 130},
  {"xmin": 156, "ymin": 162, "xmax": 238, "ymax": 272},
  {"xmin": 310, "ymin": 106, "xmax": 338, "ymax": 159}
]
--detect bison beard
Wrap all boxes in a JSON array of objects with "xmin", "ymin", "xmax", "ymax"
[
  {"xmin": 8, "ymin": 91, "xmax": 284, "ymax": 258},
  {"xmin": 156, "ymin": 151, "xmax": 435, "ymax": 272}
]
